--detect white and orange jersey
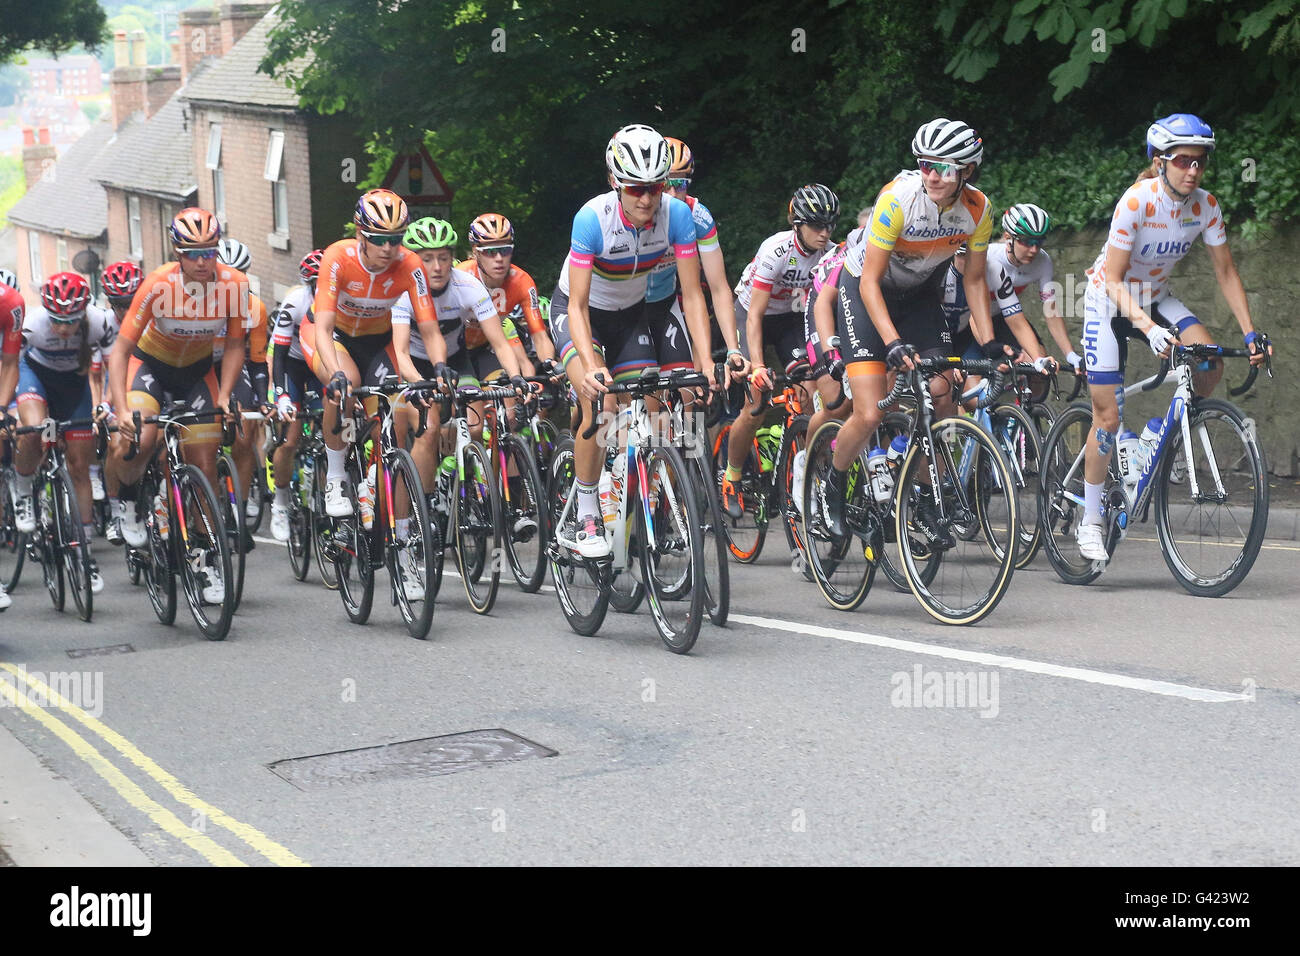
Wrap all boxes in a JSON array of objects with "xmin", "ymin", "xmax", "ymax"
[
  {"xmin": 844, "ymin": 170, "xmax": 993, "ymax": 292},
  {"xmin": 314, "ymin": 239, "xmax": 435, "ymax": 337},
  {"xmin": 1086, "ymin": 178, "xmax": 1226, "ymax": 305},
  {"xmin": 117, "ymin": 263, "xmax": 248, "ymax": 368}
]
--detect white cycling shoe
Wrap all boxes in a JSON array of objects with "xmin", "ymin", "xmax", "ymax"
[
  {"xmin": 270, "ymin": 503, "xmax": 290, "ymax": 541},
  {"xmin": 574, "ymin": 514, "xmax": 611, "ymax": 559},
  {"xmin": 201, "ymin": 562, "xmax": 225, "ymax": 605},
  {"xmin": 1076, "ymin": 521, "xmax": 1108, "ymax": 562},
  {"xmin": 399, "ymin": 548, "xmax": 426, "ymax": 602},
  {"xmin": 324, "ymin": 478, "xmax": 353, "ymax": 518}
]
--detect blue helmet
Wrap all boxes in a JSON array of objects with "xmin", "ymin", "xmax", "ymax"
[{"xmin": 1146, "ymin": 113, "xmax": 1215, "ymax": 159}]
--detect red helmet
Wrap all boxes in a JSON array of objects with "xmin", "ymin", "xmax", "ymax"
[
  {"xmin": 40, "ymin": 272, "xmax": 91, "ymax": 319},
  {"xmin": 101, "ymin": 260, "xmax": 143, "ymax": 298},
  {"xmin": 299, "ymin": 248, "xmax": 324, "ymax": 282}
]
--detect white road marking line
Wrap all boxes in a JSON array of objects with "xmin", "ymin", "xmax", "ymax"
[{"xmin": 731, "ymin": 613, "xmax": 1251, "ymax": 703}]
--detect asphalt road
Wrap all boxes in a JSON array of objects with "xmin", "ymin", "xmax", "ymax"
[{"xmin": 1, "ymin": 520, "xmax": 1297, "ymax": 866}]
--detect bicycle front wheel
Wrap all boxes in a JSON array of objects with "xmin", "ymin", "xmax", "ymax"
[
  {"xmin": 36, "ymin": 484, "xmax": 64, "ymax": 612},
  {"xmin": 897, "ymin": 417, "xmax": 1017, "ymax": 625},
  {"xmin": 138, "ymin": 472, "xmax": 176, "ymax": 625},
  {"xmin": 499, "ymin": 435, "xmax": 547, "ymax": 593},
  {"xmin": 54, "ymin": 466, "xmax": 93, "ymax": 622},
  {"xmin": 800, "ymin": 421, "xmax": 875, "ymax": 612},
  {"xmin": 454, "ymin": 441, "xmax": 501, "ymax": 615},
  {"xmin": 980, "ymin": 403, "xmax": 1043, "ymax": 570},
  {"xmin": 547, "ymin": 438, "xmax": 610, "ymax": 635},
  {"xmin": 689, "ymin": 446, "xmax": 729, "ymax": 626},
  {"xmin": 385, "ymin": 448, "xmax": 437, "ymax": 639},
  {"xmin": 637, "ymin": 446, "xmax": 705, "ymax": 653},
  {"xmin": 0, "ymin": 467, "xmax": 27, "ymax": 591},
  {"xmin": 174, "ymin": 465, "xmax": 234, "ymax": 640},
  {"xmin": 714, "ymin": 423, "xmax": 766, "ymax": 562},
  {"xmin": 1155, "ymin": 397, "xmax": 1269, "ymax": 597},
  {"xmin": 215, "ymin": 453, "xmax": 247, "ymax": 610},
  {"xmin": 1037, "ymin": 401, "xmax": 1106, "ymax": 586}
]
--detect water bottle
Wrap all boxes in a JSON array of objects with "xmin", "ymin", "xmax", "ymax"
[
  {"xmin": 300, "ymin": 455, "xmax": 315, "ymax": 505},
  {"xmin": 153, "ymin": 492, "xmax": 169, "ymax": 540},
  {"xmin": 1138, "ymin": 417, "xmax": 1162, "ymax": 476},
  {"xmin": 885, "ymin": 434, "xmax": 908, "ymax": 475},
  {"xmin": 867, "ymin": 446, "xmax": 892, "ymax": 502},
  {"xmin": 357, "ymin": 462, "xmax": 376, "ymax": 529},
  {"xmin": 598, "ymin": 470, "xmax": 618, "ymax": 525},
  {"xmin": 1116, "ymin": 428, "xmax": 1140, "ymax": 493},
  {"xmin": 435, "ymin": 455, "xmax": 455, "ymax": 513},
  {"xmin": 791, "ymin": 449, "xmax": 807, "ymax": 509}
]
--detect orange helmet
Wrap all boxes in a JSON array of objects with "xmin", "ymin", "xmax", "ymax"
[
  {"xmin": 354, "ymin": 188, "xmax": 409, "ymax": 234},
  {"xmin": 169, "ymin": 207, "xmax": 221, "ymax": 248},
  {"xmin": 665, "ymin": 137, "xmax": 694, "ymax": 177},
  {"xmin": 467, "ymin": 213, "xmax": 514, "ymax": 245}
]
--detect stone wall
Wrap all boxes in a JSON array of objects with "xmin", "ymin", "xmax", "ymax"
[{"xmin": 1038, "ymin": 227, "xmax": 1298, "ymax": 475}]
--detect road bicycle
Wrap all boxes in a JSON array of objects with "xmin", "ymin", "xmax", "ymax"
[
  {"xmin": 1039, "ymin": 342, "xmax": 1270, "ymax": 596},
  {"xmin": 215, "ymin": 409, "xmax": 266, "ymax": 610}
]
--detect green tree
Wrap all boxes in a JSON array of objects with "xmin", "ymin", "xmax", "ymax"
[
  {"xmin": 0, "ymin": 63, "xmax": 30, "ymax": 106},
  {"xmin": 1, "ymin": 1, "xmax": 108, "ymax": 61}
]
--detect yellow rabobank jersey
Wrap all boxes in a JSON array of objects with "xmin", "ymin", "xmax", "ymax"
[{"xmin": 844, "ymin": 170, "xmax": 992, "ymax": 292}]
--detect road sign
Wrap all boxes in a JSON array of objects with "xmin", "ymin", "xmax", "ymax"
[{"xmin": 381, "ymin": 145, "xmax": 454, "ymax": 204}]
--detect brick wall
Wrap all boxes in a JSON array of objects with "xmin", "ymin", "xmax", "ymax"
[
  {"xmin": 14, "ymin": 230, "xmax": 104, "ymax": 302},
  {"xmin": 178, "ymin": 9, "xmax": 223, "ymax": 84}
]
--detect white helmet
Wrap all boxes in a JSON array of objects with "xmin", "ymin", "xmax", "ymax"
[
  {"xmin": 911, "ymin": 118, "xmax": 983, "ymax": 167},
  {"xmin": 0, "ymin": 269, "xmax": 17, "ymax": 291},
  {"xmin": 605, "ymin": 124, "xmax": 670, "ymax": 185},
  {"xmin": 216, "ymin": 238, "xmax": 252, "ymax": 272}
]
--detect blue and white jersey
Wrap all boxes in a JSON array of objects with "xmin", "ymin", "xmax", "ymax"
[
  {"xmin": 557, "ymin": 190, "xmax": 700, "ymax": 311},
  {"xmin": 21, "ymin": 304, "xmax": 117, "ymax": 373},
  {"xmin": 645, "ymin": 195, "xmax": 719, "ymax": 303}
]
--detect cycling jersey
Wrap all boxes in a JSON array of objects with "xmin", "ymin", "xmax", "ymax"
[
  {"xmin": 1086, "ymin": 178, "xmax": 1226, "ymax": 304},
  {"xmin": 646, "ymin": 194, "xmax": 719, "ymax": 303},
  {"xmin": 271, "ymin": 283, "xmax": 314, "ymax": 363},
  {"xmin": 314, "ymin": 238, "xmax": 435, "ymax": 337},
  {"xmin": 213, "ymin": 292, "xmax": 268, "ymax": 364},
  {"xmin": 987, "ymin": 241, "xmax": 1057, "ymax": 306},
  {"xmin": 20, "ymin": 304, "xmax": 117, "ymax": 372},
  {"xmin": 391, "ymin": 269, "xmax": 498, "ymax": 361},
  {"xmin": 734, "ymin": 229, "xmax": 829, "ymax": 315},
  {"xmin": 115, "ymin": 263, "xmax": 248, "ymax": 368},
  {"xmin": 844, "ymin": 169, "xmax": 993, "ymax": 290},
  {"xmin": 1, "ymin": 286, "xmax": 24, "ymax": 356},
  {"xmin": 457, "ymin": 260, "xmax": 546, "ymax": 339},
  {"xmin": 557, "ymin": 191, "xmax": 699, "ymax": 311},
  {"xmin": 939, "ymin": 259, "xmax": 1024, "ymax": 335}
]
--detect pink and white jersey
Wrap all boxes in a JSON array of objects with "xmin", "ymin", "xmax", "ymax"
[
  {"xmin": 987, "ymin": 241, "xmax": 1056, "ymax": 306},
  {"xmin": 1087, "ymin": 178, "xmax": 1227, "ymax": 305},
  {"xmin": 809, "ymin": 227, "xmax": 864, "ymax": 296},
  {"xmin": 734, "ymin": 230, "xmax": 830, "ymax": 314}
]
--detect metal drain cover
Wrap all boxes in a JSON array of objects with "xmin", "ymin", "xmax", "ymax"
[
  {"xmin": 65, "ymin": 644, "xmax": 135, "ymax": 658},
  {"xmin": 268, "ymin": 729, "xmax": 557, "ymax": 791}
]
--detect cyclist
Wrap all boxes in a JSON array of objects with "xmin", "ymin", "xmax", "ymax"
[
  {"xmin": 268, "ymin": 248, "xmax": 323, "ymax": 542},
  {"xmin": 6, "ymin": 273, "xmax": 119, "ymax": 592},
  {"xmin": 551, "ymin": 123, "xmax": 710, "ymax": 557},
  {"xmin": 457, "ymin": 212, "xmax": 556, "ymax": 372},
  {"xmin": 720, "ymin": 184, "xmax": 838, "ymax": 520},
  {"xmin": 302, "ymin": 188, "xmax": 436, "ymax": 519},
  {"xmin": 820, "ymin": 118, "xmax": 1011, "ymax": 544},
  {"xmin": 94, "ymin": 260, "xmax": 143, "ymax": 526},
  {"xmin": 1075, "ymin": 113, "xmax": 1271, "ymax": 562},
  {"xmin": 0, "ymin": 269, "xmax": 20, "ymax": 609},
  {"xmin": 106, "ymin": 207, "xmax": 249, "ymax": 603}
]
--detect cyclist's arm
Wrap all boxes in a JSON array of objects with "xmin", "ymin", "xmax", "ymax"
[
  {"xmin": 1101, "ymin": 245, "xmax": 1157, "ymax": 333},
  {"xmin": 270, "ymin": 308, "xmax": 292, "ymax": 398},
  {"xmin": 313, "ymin": 308, "xmax": 340, "ymax": 378},
  {"xmin": 676, "ymin": 250, "xmax": 711, "ymax": 371},
  {"xmin": 812, "ymin": 273, "xmax": 837, "ymax": 350},
  {"xmin": 0, "ymin": 352, "xmax": 16, "ymax": 410},
  {"xmin": 962, "ymin": 247, "xmax": 996, "ymax": 347},
  {"xmin": 480, "ymin": 313, "xmax": 522, "ymax": 379},
  {"xmin": 1205, "ymin": 241, "xmax": 1255, "ymax": 339},
  {"xmin": 566, "ymin": 264, "xmax": 600, "ymax": 373},
  {"xmin": 745, "ymin": 286, "xmax": 770, "ymax": 367},
  {"xmin": 1042, "ymin": 297, "xmax": 1076, "ymax": 364},
  {"xmin": 516, "ymin": 278, "xmax": 557, "ymax": 363},
  {"xmin": 701, "ymin": 245, "xmax": 737, "ymax": 351},
  {"xmin": 390, "ymin": 319, "xmax": 424, "ymax": 384},
  {"xmin": 859, "ymin": 244, "xmax": 900, "ymax": 343}
]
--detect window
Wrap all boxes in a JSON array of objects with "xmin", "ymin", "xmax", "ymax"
[
  {"xmin": 205, "ymin": 123, "xmax": 221, "ymax": 170},
  {"xmin": 264, "ymin": 130, "xmax": 288, "ymax": 236},
  {"xmin": 56, "ymin": 239, "xmax": 68, "ymax": 272},
  {"xmin": 28, "ymin": 230, "xmax": 42, "ymax": 287},
  {"xmin": 207, "ymin": 122, "xmax": 226, "ymax": 222},
  {"xmin": 128, "ymin": 195, "xmax": 142, "ymax": 260}
]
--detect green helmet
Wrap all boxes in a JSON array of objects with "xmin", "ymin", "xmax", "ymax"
[
  {"xmin": 1001, "ymin": 203, "xmax": 1051, "ymax": 240},
  {"xmin": 404, "ymin": 217, "xmax": 457, "ymax": 250}
]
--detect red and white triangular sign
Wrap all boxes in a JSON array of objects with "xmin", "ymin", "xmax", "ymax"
[{"xmin": 381, "ymin": 145, "xmax": 455, "ymax": 204}]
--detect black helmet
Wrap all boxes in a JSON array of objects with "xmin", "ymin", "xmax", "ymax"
[{"xmin": 789, "ymin": 183, "xmax": 840, "ymax": 227}]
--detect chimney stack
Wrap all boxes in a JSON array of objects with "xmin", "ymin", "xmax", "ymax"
[
  {"xmin": 114, "ymin": 30, "xmax": 130, "ymax": 69},
  {"xmin": 131, "ymin": 30, "xmax": 148, "ymax": 67},
  {"xmin": 23, "ymin": 128, "xmax": 57, "ymax": 190},
  {"xmin": 219, "ymin": 3, "xmax": 274, "ymax": 52},
  {"xmin": 177, "ymin": 8, "xmax": 222, "ymax": 85}
]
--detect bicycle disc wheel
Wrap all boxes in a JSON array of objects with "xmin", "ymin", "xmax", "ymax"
[
  {"xmin": 547, "ymin": 438, "xmax": 610, "ymax": 635},
  {"xmin": 637, "ymin": 445, "xmax": 705, "ymax": 653},
  {"xmin": 897, "ymin": 417, "xmax": 1017, "ymax": 625},
  {"xmin": 54, "ymin": 467, "xmax": 93, "ymax": 622},
  {"xmin": 800, "ymin": 421, "xmax": 875, "ymax": 612},
  {"xmin": 1038, "ymin": 401, "xmax": 1105, "ymax": 586},
  {"xmin": 1154, "ymin": 397, "xmax": 1269, "ymax": 597},
  {"xmin": 174, "ymin": 465, "xmax": 235, "ymax": 641},
  {"xmin": 980, "ymin": 403, "xmax": 1043, "ymax": 570},
  {"xmin": 0, "ymin": 467, "xmax": 27, "ymax": 591},
  {"xmin": 335, "ymin": 457, "xmax": 374, "ymax": 625},
  {"xmin": 499, "ymin": 435, "xmax": 547, "ymax": 593},
  {"xmin": 714, "ymin": 424, "xmax": 767, "ymax": 562},
  {"xmin": 384, "ymin": 449, "xmax": 437, "ymax": 639},
  {"xmin": 138, "ymin": 473, "xmax": 176, "ymax": 625},
  {"xmin": 454, "ymin": 441, "xmax": 501, "ymax": 614},
  {"xmin": 215, "ymin": 454, "xmax": 247, "ymax": 611}
]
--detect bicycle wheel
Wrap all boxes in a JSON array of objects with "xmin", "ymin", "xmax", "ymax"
[
  {"xmin": 637, "ymin": 445, "xmax": 706, "ymax": 653},
  {"xmin": 286, "ymin": 465, "xmax": 312, "ymax": 581},
  {"xmin": 454, "ymin": 440, "xmax": 501, "ymax": 614},
  {"xmin": 53, "ymin": 466, "xmax": 93, "ymax": 622},
  {"xmin": 35, "ymin": 483, "xmax": 64, "ymax": 612},
  {"xmin": 1154, "ymin": 397, "xmax": 1269, "ymax": 597},
  {"xmin": 547, "ymin": 439, "xmax": 610, "ymax": 635},
  {"xmin": 871, "ymin": 411, "xmax": 942, "ymax": 593},
  {"xmin": 1038, "ymin": 402, "xmax": 1106, "ymax": 586},
  {"xmin": 0, "ymin": 466, "xmax": 28, "ymax": 591},
  {"xmin": 528, "ymin": 417, "xmax": 562, "ymax": 484},
  {"xmin": 138, "ymin": 472, "xmax": 176, "ymax": 625},
  {"xmin": 334, "ymin": 455, "xmax": 375, "ymax": 625},
  {"xmin": 800, "ymin": 421, "xmax": 875, "ymax": 612},
  {"xmin": 498, "ymin": 435, "xmax": 547, "ymax": 593},
  {"xmin": 310, "ymin": 448, "xmax": 341, "ymax": 590},
  {"xmin": 897, "ymin": 417, "xmax": 1017, "ymax": 625},
  {"xmin": 687, "ymin": 447, "xmax": 728, "ymax": 626},
  {"xmin": 173, "ymin": 465, "xmax": 235, "ymax": 640},
  {"xmin": 383, "ymin": 448, "xmax": 437, "ymax": 639},
  {"xmin": 215, "ymin": 454, "xmax": 247, "ymax": 610},
  {"xmin": 713, "ymin": 424, "xmax": 767, "ymax": 562},
  {"xmin": 777, "ymin": 413, "xmax": 812, "ymax": 579},
  {"xmin": 980, "ymin": 403, "xmax": 1043, "ymax": 570},
  {"xmin": 244, "ymin": 455, "xmax": 266, "ymax": 534}
]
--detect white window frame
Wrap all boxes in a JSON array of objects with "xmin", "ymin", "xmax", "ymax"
[
  {"xmin": 205, "ymin": 122, "xmax": 222, "ymax": 170},
  {"xmin": 28, "ymin": 230, "xmax": 42, "ymax": 288},
  {"xmin": 213, "ymin": 167, "xmax": 226, "ymax": 222},
  {"xmin": 56, "ymin": 239, "xmax": 69, "ymax": 272},
  {"xmin": 265, "ymin": 130, "xmax": 289, "ymax": 238},
  {"xmin": 128, "ymin": 195, "xmax": 143, "ymax": 260}
]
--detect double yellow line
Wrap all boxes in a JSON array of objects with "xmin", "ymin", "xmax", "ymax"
[{"xmin": 0, "ymin": 662, "xmax": 307, "ymax": 866}]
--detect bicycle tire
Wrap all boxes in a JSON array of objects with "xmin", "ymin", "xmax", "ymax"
[
  {"xmin": 547, "ymin": 438, "xmax": 611, "ymax": 635},
  {"xmin": 335, "ymin": 455, "xmax": 374, "ymax": 625},
  {"xmin": 138, "ymin": 471, "xmax": 176, "ymax": 625},
  {"xmin": 1154, "ymin": 397, "xmax": 1269, "ymax": 597},
  {"xmin": 897, "ymin": 417, "xmax": 1017, "ymax": 625},
  {"xmin": 454, "ymin": 440, "xmax": 501, "ymax": 614},
  {"xmin": 776, "ymin": 413, "xmax": 812, "ymax": 580},
  {"xmin": 54, "ymin": 466, "xmax": 93, "ymax": 622},
  {"xmin": 688, "ymin": 447, "xmax": 729, "ymax": 626},
  {"xmin": 871, "ymin": 411, "xmax": 942, "ymax": 593},
  {"xmin": 0, "ymin": 467, "xmax": 27, "ymax": 591},
  {"xmin": 36, "ymin": 481, "xmax": 64, "ymax": 612},
  {"xmin": 1037, "ymin": 401, "xmax": 1106, "ymax": 586},
  {"xmin": 979, "ymin": 403, "xmax": 1044, "ymax": 570},
  {"xmin": 637, "ymin": 445, "xmax": 706, "ymax": 653},
  {"xmin": 286, "ymin": 462, "xmax": 312, "ymax": 581},
  {"xmin": 498, "ymin": 435, "xmax": 548, "ymax": 593},
  {"xmin": 173, "ymin": 465, "xmax": 235, "ymax": 641},
  {"xmin": 384, "ymin": 448, "xmax": 437, "ymax": 639},
  {"xmin": 713, "ymin": 424, "xmax": 767, "ymax": 563},
  {"xmin": 215, "ymin": 454, "xmax": 247, "ymax": 611},
  {"xmin": 243, "ymin": 453, "xmax": 267, "ymax": 534},
  {"xmin": 310, "ymin": 448, "xmax": 340, "ymax": 590},
  {"xmin": 800, "ymin": 420, "xmax": 875, "ymax": 612}
]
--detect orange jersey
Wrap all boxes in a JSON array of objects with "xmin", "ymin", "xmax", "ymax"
[
  {"xmin": 457, "ymin": 260, "xmax": 546, "ymax": 339},
  {"xmin": 214, "ymin": 292, "xmax": 268, "ymax": 364},
  {"xmin": 118, "ymin": 262, "xmax": 248, "ymax": 368},
  {"xmin": 314, "ymin": 239, "xmax": 434, "ymax": 338}
]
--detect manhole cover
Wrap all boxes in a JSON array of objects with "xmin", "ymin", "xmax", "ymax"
[
  {"xmin": 66, "ymin": 644, "xmax": 134, "ymax": 658},
  {"xmin": 268, "ymin": 729, "xmax": 557, "ymax": 791}
]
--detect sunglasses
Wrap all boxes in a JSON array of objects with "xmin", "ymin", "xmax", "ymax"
[
  {"xmin": 179, "ymin": 248, "xmax": 219, "ymax": 260},
  {"xmin": 1013, "ymin": 236, "xmax": 1045, "ymax": 248},
  {"xmin": 918, "ymin": 158, "xmax": 966, "ymax": 177},
  {"xmin": 361, "ymin": 231, "xmax": 405, "ymax": 246},
  {"xmin": 795, "ymin": 220, "xmax": 835, "ymax": 232},
  {"xmin": 476, "ymin": 245, "xmax": 514, "ymax": 258},
  {"xmin": 1161, "ymin": 153, "xmax": 1208, "ymax": 171},
  {"xmin": 619, "ymin": 182, "xmax": 666, "ymax": 198},
  {"xmin": 666, "ymin": 178, "xmax": 691, "ymax": 190}
]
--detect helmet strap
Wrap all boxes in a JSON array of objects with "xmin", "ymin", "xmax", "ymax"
[
  {"xmin": 1159, "ymin": 160, "xmax": 1192, "ymax": 200},
  {"xmin": 791, "ymin": 226, "xmax": 813, "ymax": 258}
]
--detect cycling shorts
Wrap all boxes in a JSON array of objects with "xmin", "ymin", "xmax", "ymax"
[
  {"xmin": 15, "ymin": 356, "xmax": 93, "ymax": 438},
  {"xmin": 125, "ymin": 350, "xmax": 222, "ymax": 443},
  {"xmin": 1083, "ymin": 283, "xmax": 1200, "ymax": 385},
  {"xmin": 834, "ymin": 267, "xmax": 950, "ymax": 375},
  {"xmin": 548, "ymin": 287, "xmax": 656, "ymax": 381}
]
